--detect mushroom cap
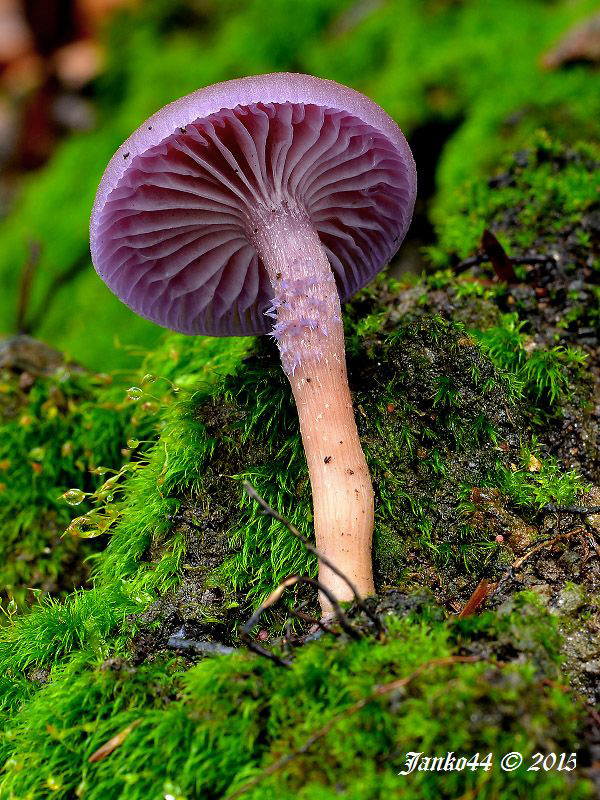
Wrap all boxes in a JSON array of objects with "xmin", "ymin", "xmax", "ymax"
[{"xmin": 90, "ymin": 73, "xmax": 416, "ymax": 336}]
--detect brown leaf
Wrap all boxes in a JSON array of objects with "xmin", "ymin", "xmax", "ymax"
[
  {"xmin": 542, "ymin": 11, "xmax": 600, "ymax": 69},
  {"xmin": 88, "ymin": 721, "xmax": 139, "ymax": 763},
  {"xmin": 457, "ymin": 578, "xmax": 492, "ymax": 618},
  {"xmin": 481, "ymin": 229, "xmax": 517, "ymax": 284}
]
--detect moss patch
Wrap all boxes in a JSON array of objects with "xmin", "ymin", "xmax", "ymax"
[
  {"xmin": 0, "ymin": 331, "xmax": 249, "ymax": 613},
  {"xmin": 1, "ymin": 594, "xmax": 596, "ymax": 800},
  {"xmin": 0, "ymin": 340, "xmax": 150, "ymax": 611}
]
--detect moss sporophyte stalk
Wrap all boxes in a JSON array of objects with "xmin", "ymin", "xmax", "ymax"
[{"xmin": 89, "ymin": 73, "xmax": 416, "ymax": 613}]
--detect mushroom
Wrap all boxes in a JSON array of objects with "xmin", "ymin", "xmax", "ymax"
[{"xmin": 90, "ymin": 73, "xmax": 416, "ymax": 613}]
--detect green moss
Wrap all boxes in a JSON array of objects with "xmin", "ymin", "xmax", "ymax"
[
  {"xmin": 0, "ymin": 332, "xmax": 250, "ymax": 613},
  {"xmin": 0, "ymin": 589, "xmax": 135, "ymax": 688},
  {"xmin": 474, "ymin": 312, "xmax": 588, "ymax": 413},
  {"xmin": 433, "ymin": 134, "xmax": 600, "ymax": 263},
  {"xmin": 492, "ymin": 449, "xmax": 588, "ymax": 510},
  {"xmin": 1, "ymin": 596, "xmax": 594, "ymax": 800},
  {"xmin": 0, "ymin": 366, "xmax": 152, "ymax": 611}
]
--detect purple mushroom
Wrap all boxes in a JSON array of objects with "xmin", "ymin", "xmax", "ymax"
[{"xmin": 90, "ymin": 73, "xmax": 416, "ymax": 614}]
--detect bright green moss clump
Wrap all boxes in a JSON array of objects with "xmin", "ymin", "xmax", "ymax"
[
  {"xmin": 0, "ymin": 332, "xmax": 250, "ymax": 613},
  {"xmin": 0, "ymin": 364, "xmax": 151, "ymax": 611},
  {"xmin": 432, "ymin": 134, "xmax": 600, "ymax": 264},
  {"xmin": 1, "ymin": 595, "xmax": 594, "ymax": 800}
]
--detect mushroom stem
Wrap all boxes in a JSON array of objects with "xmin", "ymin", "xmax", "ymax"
[{"xmin": 250, "ymin": 207, "xmax": 375, "ymax": 612}]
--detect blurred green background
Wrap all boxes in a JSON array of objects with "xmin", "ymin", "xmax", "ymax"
[{"xmin": 0, "ymin": 0, "xmax": 599, "ymax": 373}]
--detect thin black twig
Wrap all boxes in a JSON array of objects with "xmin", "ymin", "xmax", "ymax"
[
  {"xmin": 241, "ymin": 573, "xmax": 361, "ymax": 656},
  {"xmin": 288, "ymin": 608, "xmax": 339, "ymax": 636},
  {"xmin": 454, "ymin": 253, "xmax": 486, "ymax": 275},
  {"xmin": 243, "ymin": 481, "xmax": 383, "ymax": 634},
  {"xmin": 454, "ymin": 240, "xmax": 557, "ymax": 278},
  {"xmin": 283, "ymin": 618, "xmax": 294, "ymax": 655},
  {"xmin": 511, "ymin": 254, "xmax": 558, "ymax": 266},
  {"xmin": 240, "ymin": 634, "xmax": 292, "ymax": 668},
  {"xmin": 297, "ymin": 577, "xmax": 362, "ymax": 639},
  {"xmin": 239, "ymin": 575, "xmax": 298, "ymax": 668}
]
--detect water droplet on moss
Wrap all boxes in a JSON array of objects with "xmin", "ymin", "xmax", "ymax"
[
  {"xmin": 67, "ymin": 516, "xmax": 102, "ymax": 538},
  {"xmin": 126, "ymin": 387, "xmax": 143, "ymax": 401},
  {"xmin": 163, "ymin": 782, "xmax": 185, "ymax": 800},
  {"xmin": 127, "ymin": 438, "xmax": 139, "ymax": 448},
  {"xmin": 62, "ymin": 489, "xmax": 85, "ymax": 506},
  {"xmin": 91, "ymin": 466, "xmax": 108, "ymax": 475}
]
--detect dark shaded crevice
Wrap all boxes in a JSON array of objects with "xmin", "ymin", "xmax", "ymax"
[
  {"xmin": 389, "ymin": 114, "xmax": 464, "ymax": 278},
  {"xmin": 408, "ymin": 114, "xmax": 465, "ymax": 241}
]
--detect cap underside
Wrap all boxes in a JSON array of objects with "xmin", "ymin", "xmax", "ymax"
[{"xmin": 92, "ymin": 100, "xmax": 414, "ymax": 336}]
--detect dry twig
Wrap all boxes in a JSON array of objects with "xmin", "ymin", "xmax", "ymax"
[
  {"xmin": 240, "ymin": 573, "xmax": 362, "ymax": 668},
  {"xmin": 492, "ymin": 527, "xmax": 588, "ymax": 597}
]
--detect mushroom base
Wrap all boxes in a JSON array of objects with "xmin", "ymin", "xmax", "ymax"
[{"xmin": 250, "ymin": 208, "xmax": 375, "ymax": 612}]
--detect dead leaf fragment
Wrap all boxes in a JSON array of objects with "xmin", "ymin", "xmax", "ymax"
[
  {"xmin": 481, "ymin": 229, "xmax": 518, "ymax": 284},
  {"xmin": 542, "ymin": 11, "xmax": 600, "ymax": 69},
  {"xmin": 457, "ymin": 579, "xmax": 492, "ymax": 618},
  {"xmin": 88, "ymin": 721, "xmax": 139, "ymax": 763}
]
